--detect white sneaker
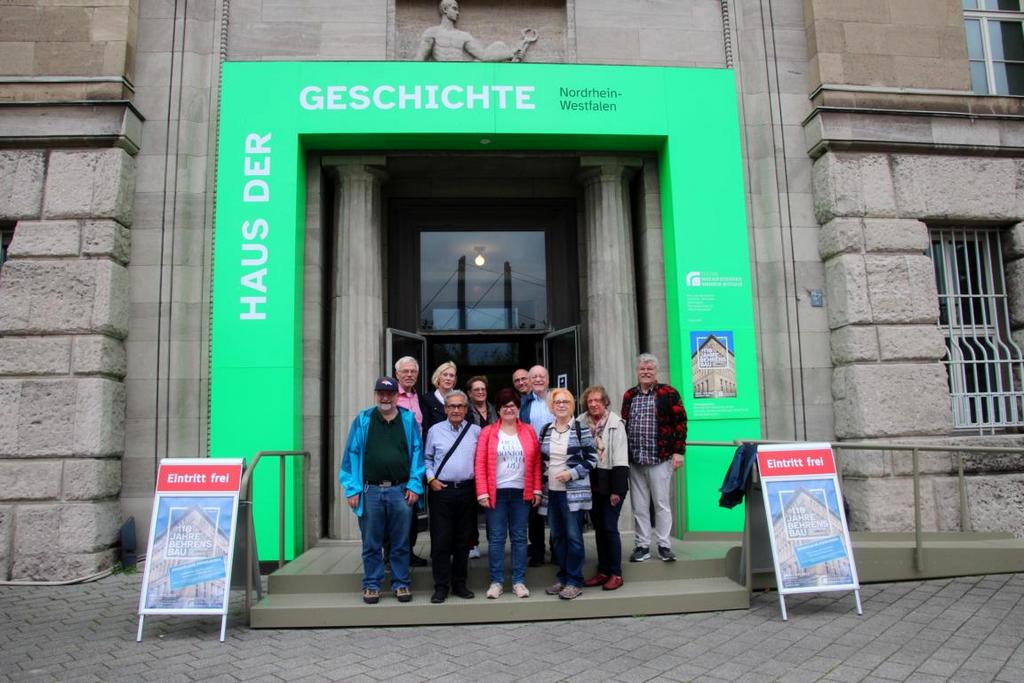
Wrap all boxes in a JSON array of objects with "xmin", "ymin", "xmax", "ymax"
[
  {"xmin": 486, "ymin": 582, "xmax": 503, "ymax": 599},
  {"xmin": 512, "ymin": 583, "xmax": 530, "ymax": 598},
  {"xmin": 468, "ymin": 546, "xmax": 481, "ymax": 559}
]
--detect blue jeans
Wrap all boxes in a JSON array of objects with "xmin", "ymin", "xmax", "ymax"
[
  {"xmin": 357, "ymin": 484, "xmax": 413, "ymax": 591},
  {"xmin": 548, "ymin": 490, "xmax": 586, "ymax": 588},
  {"xmin": 485, "ymin": 488, "xmax": 530, "ymax": 585}
]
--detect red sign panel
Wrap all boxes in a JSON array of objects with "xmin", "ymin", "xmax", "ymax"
[
  {"xmin": 757, "ymin": 447, "xmax": 836, "ymax": 478},
  {"xmin": 156, "ymin": 463, "xmax": 243, "ymax": 493}
]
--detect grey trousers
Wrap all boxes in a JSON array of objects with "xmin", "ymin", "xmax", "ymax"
[{"xmin": 629, "ymin": 459, "xmax": 675, "ymax": 549}]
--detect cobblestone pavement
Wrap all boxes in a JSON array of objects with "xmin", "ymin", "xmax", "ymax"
[{"xmin": 1, "ymin": 572, "xmax": 1022, "ymax": 682}]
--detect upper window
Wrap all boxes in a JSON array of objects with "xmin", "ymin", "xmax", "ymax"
[
  {"xmin": 419, "ymin": 230, "xmax": 547, "ymax": 331},
  {"xmin": 930, "ymin": 227, "xmax": 1024, "ymax": 432},
  {"xmin": 964, "ymin": 1, "xmax": 1024, "ymax": 95}
]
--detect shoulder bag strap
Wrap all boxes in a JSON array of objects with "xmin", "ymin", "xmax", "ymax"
[{"xmin": 433, "ymin": 423, "xmax": 471, "ymax": 481}]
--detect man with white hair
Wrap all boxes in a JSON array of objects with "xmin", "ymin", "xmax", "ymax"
[
  {"xmin": 424, "ymin": 389, "xmax": 480, "ymax": 603},
  {"xmin": 519, "ymin": 364, "xmax": 553, "ymax": 566},
  {"xmin": 620, "ymin": 353, "xmax": 687, "ymax": 563},
  {"xmin": 394, "ymin": 356, "xmax": 424, "ymax": 428}
]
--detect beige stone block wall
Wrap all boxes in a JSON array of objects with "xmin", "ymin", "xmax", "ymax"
[
  {"xmin": 803, "ymin": 0, "xmax": 970, "ymax": 91},
  {"xmin": 815, "ymin": 148, "xmax": 1024, "ymax": 536},
  {"xmin": 0, "ymin": 147, "xmax": 134, "ymax": 580},
  {"xmin": 0, "ymin": 1, "xmax": 138, "ymax": 101},
  {"xmin": 838, "ymin": 437, "xmax": 1024, "ymax": 538},
  {"xmin": 575, "ymin": 0, "xmax": 725, "ymax": 67}
]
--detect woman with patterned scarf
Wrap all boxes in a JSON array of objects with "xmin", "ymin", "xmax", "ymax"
[{"xmin": 538, "ymin": 388, "xmax": 597, "ymax": 600}]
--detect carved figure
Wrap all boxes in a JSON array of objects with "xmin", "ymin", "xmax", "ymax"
[{"xmin": 414, "ymin": 0, "xmax": 536, "ymax": 62}]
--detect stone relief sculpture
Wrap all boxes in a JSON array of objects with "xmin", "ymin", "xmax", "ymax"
[{"xmin": 414, "ymin": 0, "xmax": 537, "ymax": 62}]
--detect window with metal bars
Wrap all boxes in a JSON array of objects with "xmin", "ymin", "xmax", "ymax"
[
  {"xmin": 929, "ymin": 227, "xmax": 1024, "ymax": 432},
  {"xmin": 0, "ymin": 223, "xmax": 12, "ymax": 276}
]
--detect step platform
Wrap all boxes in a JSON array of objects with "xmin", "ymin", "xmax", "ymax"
[{"xmin": 250, "ymin": 533, "xmax": 749, "ymax": 628}]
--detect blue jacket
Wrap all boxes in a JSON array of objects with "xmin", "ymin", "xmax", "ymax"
[
  {"xmin": 718, "ymin": 443, "xmax": 758, "ymax": 509},
  {"xmin": 519, "ymin": 391, "xmax": 537, "ymax": 422},
  {"xmin": 339, "ymin": 406, "xmax": 425, "ymax": 518}
]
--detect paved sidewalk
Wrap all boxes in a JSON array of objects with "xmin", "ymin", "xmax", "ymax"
[{"xmin": 1, "ymin": 572, "xmax": 1022, "ymax": 682}]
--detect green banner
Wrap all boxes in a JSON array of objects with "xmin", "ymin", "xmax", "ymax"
[{"xmin": 212, "ymin": 61, "xmax": 762, "ymax": 557}]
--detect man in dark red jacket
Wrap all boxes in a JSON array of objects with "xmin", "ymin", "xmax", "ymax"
[{"xmin": 620, "ymin": 353, "xmax": 687, "ymax": 562}]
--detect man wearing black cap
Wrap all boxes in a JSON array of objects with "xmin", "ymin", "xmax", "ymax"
[{"xmin": 340, "ymin": 377, "xmax": 425, "ymax": 604}]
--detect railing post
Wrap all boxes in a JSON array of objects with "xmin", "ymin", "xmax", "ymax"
[
  {"xmin": 912, "ymin": 447, "xmax": 924, "ymax": 572},
  {"xmin": 958, "ymin": 452, "xmax": 970, "ymax": 532},
  {"xmin": 279, "ymin": 456, "xmax": 286, "ymax": 570}
]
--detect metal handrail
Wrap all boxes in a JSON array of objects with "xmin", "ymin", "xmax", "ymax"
[
  {"xmin": 240, "ymin": 450, "xmax": 311, "ymax": 623},
  {"xmin": 687, "ymin": 439, "xmax": 1024, "ymax": 580}
]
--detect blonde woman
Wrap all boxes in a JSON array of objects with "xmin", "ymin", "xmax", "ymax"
[
  {"xmin": 421, "ymin": 361, "xmax": 457, "ymax": 436},
  {"xmin": 538, "ymin": 388, "xmax": 597, "ymax": 600}
]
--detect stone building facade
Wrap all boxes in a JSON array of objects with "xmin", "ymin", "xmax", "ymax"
[{"xmin": 0, "ymin": 0, "xmax": 1021, "ymax": 579}]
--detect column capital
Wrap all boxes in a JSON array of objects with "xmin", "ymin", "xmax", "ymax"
[
  {"xmin": 321, "ymin": 155, "xmax": 388, "ymax": 182},
  {"xmin": 577, "ymin": 156, "xmax": 642, "ymax": 185}
]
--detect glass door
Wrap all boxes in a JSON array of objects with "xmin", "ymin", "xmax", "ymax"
[
  {"xmin": 385, "ymin": 328, "xmax": 427, "ymax": 393},
  {"xmin": 544, "ymin": 325, "xmax": 580, "ymax": 401}
]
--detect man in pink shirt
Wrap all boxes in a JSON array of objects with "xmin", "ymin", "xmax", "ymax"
[
  {"xmin": 395, "ymin": 356, "xmax": 423, "ymax": 427},
  {"xmin": 394, "ymin": 355, "xmax": 428, "ymax": 566}
]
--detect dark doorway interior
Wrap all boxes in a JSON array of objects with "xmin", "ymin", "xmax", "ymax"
[{"xmin": 388, "ymin": 200, "xmax": 579, "ymax": 393}]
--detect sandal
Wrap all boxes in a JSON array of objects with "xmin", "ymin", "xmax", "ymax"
[{"xmin": 362, "ymin": 588, "xmax": 380, "ymax": 604}]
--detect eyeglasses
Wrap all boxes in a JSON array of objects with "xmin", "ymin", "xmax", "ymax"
[
  {"xmin": 446, "ymin": 404, "xmax": 467, "ymax": 410},
  {"xmin": 500, "ymin": 404, "xmax": 518, "ymax": 410},
  {"xmin": 553, "ymin": 400, "xmax": 571, "ymax": 406}
]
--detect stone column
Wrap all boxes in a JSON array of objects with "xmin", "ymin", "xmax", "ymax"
[
  {"xmin": 323, "ymin": 156, "xmax": 387, "ymax": 540},
  {"xmin": 579, "ymin": 158, "xmax": 642, "ymax": 403},
  {"xmin": 579, "ymin": 157, "xmax": 642, "ymax": 535}
]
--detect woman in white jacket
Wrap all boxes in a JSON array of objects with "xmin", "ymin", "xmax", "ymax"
[{"xmin": 580, "ymin": 385, "xmax": 630, "ymax": 591}]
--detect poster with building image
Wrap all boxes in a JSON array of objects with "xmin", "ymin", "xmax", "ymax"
[
  {"xmin": 690, "ymin": 331, "xmax": 737, "ymax": 399},
  {"xmin": 143, "ymin": 496, "xmax": 235, "ymax": 610},
  {"xmin": 757, "ymin": 444, "xmax": 860, "ymax": 598},
  {"xmin": 138, "ymin": 459, "xmax": 245, "ymax": 642}
]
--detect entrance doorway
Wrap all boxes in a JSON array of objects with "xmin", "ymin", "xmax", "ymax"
[{"xmin": 387, "ymin": 200, "xmax": 580, "ymax": 396}]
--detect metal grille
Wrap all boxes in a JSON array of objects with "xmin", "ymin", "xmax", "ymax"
[{"xmin": 930, "ymin": 227, "xmax": 1024, "ymax": 432}]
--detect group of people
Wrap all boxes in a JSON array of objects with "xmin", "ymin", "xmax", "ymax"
[{"xmin": 338, "ymin": 354, "xmax": 688, "ymax": 605}]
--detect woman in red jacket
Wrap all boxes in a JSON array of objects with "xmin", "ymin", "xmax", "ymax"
[{"xmin": 475, "ymin": 387, "xmax": 542, "ymax": 600}]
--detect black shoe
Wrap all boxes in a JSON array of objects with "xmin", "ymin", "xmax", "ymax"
[
  {"xmin": 452, "ymin": 585, "xmax": 475, "ymax": 599},
  {"xmin": 410, "ymin": 553, "xmax": 428, "ymax": 567},
  {"xmin": 629, "ymin": 546, "xmax": 651, "ymax": 562},
  {"xmin": 528, "ymin": 556, "xmax": 544, "ymax": 567},
  {"xmin": 430, "ymin": 588, "xmax": 448, "ymax": 604},
  {"xmin": 657, "ymin": 546, "xmax": 677, "ymax": 562}
]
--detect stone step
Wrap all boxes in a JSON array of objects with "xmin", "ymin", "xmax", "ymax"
[
  {"xmin": 250, "ymin": 575, "xmax": 749, "ymax": 628},
  {"xmin": 267, "ymin": 536, "xmax": 737, "ymax": 594}
]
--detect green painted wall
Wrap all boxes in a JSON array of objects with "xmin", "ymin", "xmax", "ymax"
[{"xmin": 212, "ymin": 62, "xmax": 761, "ymax": 558}]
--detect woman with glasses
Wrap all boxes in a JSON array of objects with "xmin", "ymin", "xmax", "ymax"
[
  {"xmin": 539, "ymin": 388, "xmax": 597, "ymax": 600},
  {"xmin": 579, "ymin": 385, "xmax": 629, "ymax": 591},
  {"xmin": 464, "ymin": 375, "xmax": 496, "ymax": 559},
  {"xmin": 474, "ymin": 387, "xmax": 542, "ymax": 599},
  {"xmin": 466, "ymin": 375, "xmax": 497, "ymax": 427}
]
